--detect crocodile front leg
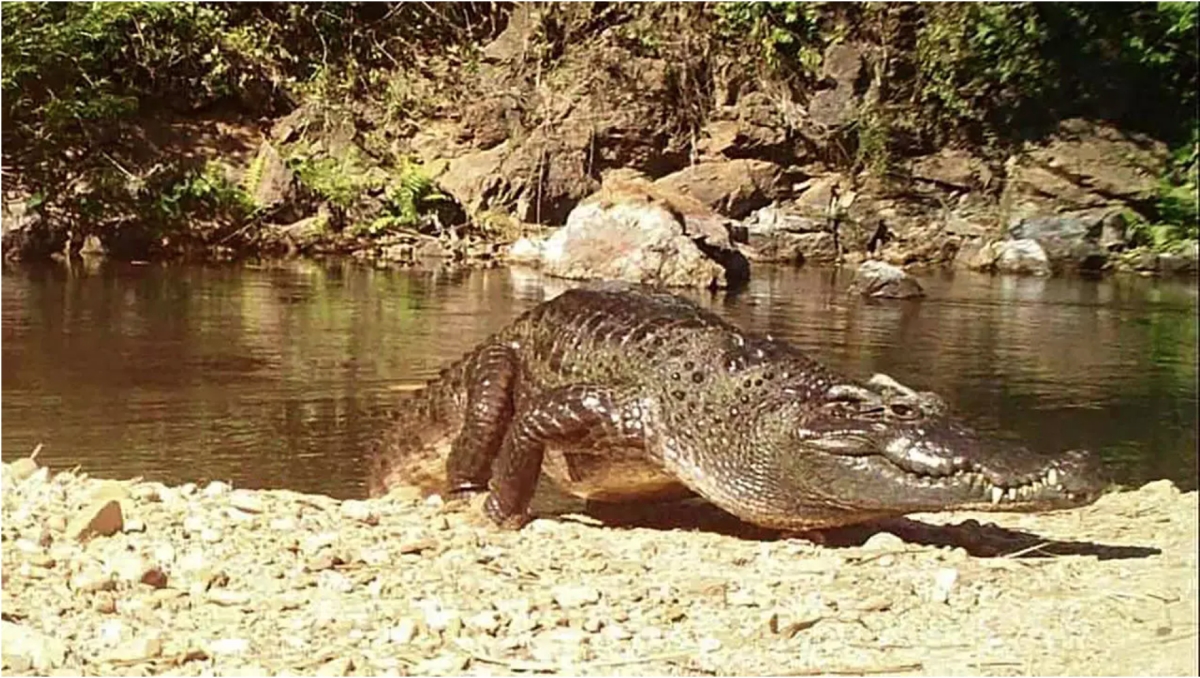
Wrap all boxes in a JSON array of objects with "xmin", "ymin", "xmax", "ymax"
[
  {"xmin": 445, "ymin": 343, "xmax": 519, "ymax": 492},
  {"xmin": 484, "ymin": 385, "xmax": 649, "ymax": 528}
]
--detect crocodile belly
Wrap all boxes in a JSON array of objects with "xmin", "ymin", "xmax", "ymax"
[{"xmin": 542, "ymin": 446, "xmax": 692, "ymax": 503}]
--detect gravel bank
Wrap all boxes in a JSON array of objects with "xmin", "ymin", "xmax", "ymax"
[{"xmin": 2, "ymin": 455, "xmax": 1195, "ymax": 676}]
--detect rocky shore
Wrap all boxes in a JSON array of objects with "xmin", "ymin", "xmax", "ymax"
[{"xmin": 3, "ymin": 453, "xmax": 1196, "ymax": 676}]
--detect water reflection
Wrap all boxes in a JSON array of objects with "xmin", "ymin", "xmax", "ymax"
[{"xmin": 3, "ymin": 259, "xmax": 1196, "ymax": 497}]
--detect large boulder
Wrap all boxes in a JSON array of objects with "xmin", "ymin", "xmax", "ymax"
[
  {"xmin": 654, "ymin": 159, "xmax": 786, "ymax": 219},
  {"xmin": 848, "ymin": 260, "xmax": 925, "ymax": 299},
  {"xmin": 740, "ymin": 203, "xmax": 834, "ymax": 265},
  {"xmin": 806, "ymin": 43, "xmax": 868, "ymax": 130},
  {"xmin": 968, "ymin": 239, "xmax": 1052, "ymax": 276},
  {"xmin": 1001, "ymin": 118, "xmax": 1170, "ymax": 271},
  {"xmin": 506, "ymin": 175, "xmax": 748, "ymax": 288}
]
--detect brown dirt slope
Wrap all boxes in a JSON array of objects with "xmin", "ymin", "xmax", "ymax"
[{"xmin": 2, "ymin": 457, "xmax": 1196, "ymax": 676}]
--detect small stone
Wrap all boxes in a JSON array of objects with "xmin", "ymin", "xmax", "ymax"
[
  {"xmin": 862, "ymin": 532, "xmax": 906, "ymax": 551},
  {"xmin": 387, "ymin": 619, "xmax": 418, "ymax": 645},
  {"xmin": 315, "ymin": 656, "xmax": 354, "ymax": 676},
  {"xmin": 698, "ymin": 636, "xmax": 722, "ymax": 652},
  {"xmin": 581, "ymin": 617, "xmax": 603, "ymax": 633},
  {"xmin": 396, "ymin": 536, "xmax": 437, "ymax": 555},
  {"xmin": 152, "ymin": 543, "xmax": 177, "ymax": 566},
  {"xmin": 229, "ymin": 490, "xmax": 264, "ymax": 514},
  {"xmin": 269, "ymin": 516, "xmax": 297, "ymax": 531},
  {"xmin": 182, "ymin": 515, "xmax": 207, "ymax": 534},
  {"xmin": 9, "ymin": 457, "xmax": 39, "ymax": 482},
  {"xmin": 106, "ymin": 636, "xmax": 163, "ymax": 663},
  {"xmin": 98, "ymin": 619, "xmax": 124, "ymax": 646},
  {"xmin": 931, "ymin": 567, "xmax": 959, "ymax": 604},
  {"xmin": 178, "ymin": 482, "xmax": 198, "ymax": 497},
  {"xmin": 67, "ymin": 500, "xmax": 123, "ymax": 541},
  {"xmin": 112, "ymin": 554, "xmax": 167, "ymax": 588},
  {"xmin": 200, "ymin": 527, "xmax": 223, "ymax": 543},
  {"xmin": 465, "ymin": 611, "xmax": 501, "ymax": 634},
  {"xmin": 93, "ymin": 592, "xmax": 117, "ymax": 614},
  {"xmin": 1, "ymin": 621, "xmax": 67, "ymax": 671},
  {"xmin": 71, "ymin": 569, "xmax": 115, "ymax": 593},
  {"xmin": 208, "ymin": 637, "xmax": 250, "ymax": 656},
  {"xmin": 26, "ymin": 552, "xmax": 55, "ymax": 569},
  {"xmin": 600, "ymin": 623, "xmax": 632, "ymax": 641},
  {"xmin": 203, "ymin": 481, "xmax": 232, "ymax": 497},
  {"xmin": 301, "ymin": 532, "xmax": 338, "ymax": 556},
  {"xmin": 132, "ymin": 485, "xmax": 161, "ymax": 503},
  {"xmin": 207, "ymin": 589, "xmax": 251, "ymax": 607},
  {"xmin": 123, "ymin": 518, "xmax": 146, "ymax": 533},
  {"xmin": 46, "ymin": 514, "xmax": 68, "ymax": 533},
  {"xmin": 307, "ymin": 553, "xmax": 342, "ymax": 571},
  {"xmin": 551, "ymin": 584, "xmax": 601, "ymax": 609},
  {"xmin": 340, "ymin": 500, "xmax": 379, "ymax": 525}
]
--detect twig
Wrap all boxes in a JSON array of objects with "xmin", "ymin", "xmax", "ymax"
[
  {"xmin": 783, "ymin": 662, "xmax": 923, "ymax": 676},
  {"xmin": 1001, "ymin": 541, "xmax": 1053, "ymax": 559},
  {"xmin": 101, "ymin": 152, "xmax": 139, "ymax": 182},
  {"xmin": 30, "ymin": 443, "xmax": 43, "ymax": 461}
]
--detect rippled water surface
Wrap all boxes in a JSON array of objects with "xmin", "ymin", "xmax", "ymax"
[{"xmin": 3, "ymin": 260, "xmax": 1196, "ymax": 498}]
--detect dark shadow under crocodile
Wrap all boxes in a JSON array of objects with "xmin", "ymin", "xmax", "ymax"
[{"xmin": 567, "ymin": 496, "xmax": 1161, "ymax": 561}]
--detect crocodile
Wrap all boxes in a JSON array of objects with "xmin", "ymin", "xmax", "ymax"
[{"xmin": 367, "ymin": 286, "xmax": 1104, "ymax": 530}]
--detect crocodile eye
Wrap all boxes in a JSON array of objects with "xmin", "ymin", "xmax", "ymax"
[{"xmin": 889, "ymin": 403, "xmax": 919, "ymax": 419}]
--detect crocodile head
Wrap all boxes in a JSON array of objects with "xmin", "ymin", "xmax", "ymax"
[{"xmin": 750, "ymin": 373, "xmax": 1106, "ymax": 529}]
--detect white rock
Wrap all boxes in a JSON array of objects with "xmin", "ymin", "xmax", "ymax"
[
  {"xmin": 203, "ymin": 481, "xmax": 231, "ymax": 497},
  {"xmin": 209, "ymin": 637, "xmax": 251, "ymax": 656},
  {"xmin": 387, "ymin": 619, "xmax": 418, "ymax": 645},
  {"xmin": 551, "ymin": 584, "xmax": 601, "ymax": 609},
  {"xmin": 106, "ymin": 636, "xmax": 163, "ymax": 663},
  {"xmin": 229, "ymin": 490, "xmax": 264, "ymax": 514},
  {"xmin": 1, "ymin": 621, "xmax": 67, "ymax": 671},
  {"xmin": 931, "ymin": 567, "xmax": 959, "ymax": 604},
  {"xmin": 207, "ymin": 589, "xmax": 252, "ymax": 607},
  {"xmin": 340, "ymin": 500, "xmax": 379, "ymax": 525}
]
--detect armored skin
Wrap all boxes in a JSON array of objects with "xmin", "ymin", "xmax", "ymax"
[{"xmin": 368, "ymin": 287, "xmax": 1104, "ymax": 530}]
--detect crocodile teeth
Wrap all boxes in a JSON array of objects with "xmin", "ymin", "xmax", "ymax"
[
  {"xmin": 990, "ymin": 486, "xmax": 1003, "ymax": 504},
  {"xmin": 1046, "ymin": 468, "xmax": 1059, "ymax": 487}
]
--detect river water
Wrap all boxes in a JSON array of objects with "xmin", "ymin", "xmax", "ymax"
[{"xmin": 3, "ymin": 259, "xmax": 1196, "ymax": 499}]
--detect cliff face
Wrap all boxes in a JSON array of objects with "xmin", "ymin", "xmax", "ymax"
[{"xmin": 2, "ymin": 4, "xmax": 1196, "ymax": 274}]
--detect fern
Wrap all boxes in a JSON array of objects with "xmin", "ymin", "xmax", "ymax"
[{"xmin": 242, "ymin": 148, "xmax": 268, "ymax": 203}]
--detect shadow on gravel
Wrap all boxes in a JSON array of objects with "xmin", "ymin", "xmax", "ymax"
[{"xmin": 577, "ymin": 500, "xmax": 1161, "ymax": 560}]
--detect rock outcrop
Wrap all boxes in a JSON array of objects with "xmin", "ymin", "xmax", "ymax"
[{"xmin": 506, "ymin": 173, "xmax": 748, "ymax": 288}]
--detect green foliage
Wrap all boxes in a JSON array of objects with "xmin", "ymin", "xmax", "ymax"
[
  {"xmin": 359, "ymin": 161, "xmax": 447, "ymax": 236},
  {"xmin": 1, "ymin": 3, "xmax": 258, "ymax": 144},
  {"xmin": 1127, "ymin": 129, "xmax": 1200, "ymax": 250},
  {"xmin": 912, "ymin": 3, "xmax": 1199, "ymax": 146},
  {"xmin": 713, "ymin": 2, "xmax": 825, "ymax": 75},
  {"xmin": 152, "ymin": 161, "xmax": 255, "ymax": 222},
  {"xmin": 286, "ymin": 143, "xmax": 377, "ymax": 209}
]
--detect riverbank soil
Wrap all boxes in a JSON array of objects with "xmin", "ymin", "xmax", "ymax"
[{"xmin": 2, "ymin": 456, "xmax": 1196, "ymax": 676}]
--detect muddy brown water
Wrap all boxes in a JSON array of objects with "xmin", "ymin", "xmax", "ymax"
[{"xmin": 3, "ymin": 259, "xmax": 1196, "ymax": 499}]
